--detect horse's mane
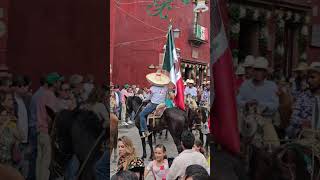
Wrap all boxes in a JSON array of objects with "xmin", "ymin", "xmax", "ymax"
[{"xmin": 73, "ymin": 109, "xmax": 104, "ymax": 138}]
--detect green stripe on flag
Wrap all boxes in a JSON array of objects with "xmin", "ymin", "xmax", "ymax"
[{"xmin": 162, "ymin": 26, "xmax": 174, "ymax": 72}]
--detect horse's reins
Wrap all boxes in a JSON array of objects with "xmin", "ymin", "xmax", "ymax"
[{"xmin": 75, "ymin": 129, "xmax": 106, "ymax": 179}]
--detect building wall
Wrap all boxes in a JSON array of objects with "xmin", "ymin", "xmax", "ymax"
[
  {"xmin": 112, "ymin": 1, "xmax": 210, "ymax": 87},
  {"xmin": 308, "ymin": 0, "xmax": 320, "ymax": 62},
  {"xmin": 6, "ymin": 0, "xmax": 107, "ymax": 89}
]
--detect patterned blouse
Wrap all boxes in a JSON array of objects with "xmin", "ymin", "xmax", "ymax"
[
  {"xmin": 0, "ymin": 119, "xmax": 18, "ymax": 165},
  {"xmin": 117, "ymin": 156, "xmax": 145, "ymax": 174},
  {"xmin": 286, "ymin": 90, "xmax": 316, "ymax": 138}
]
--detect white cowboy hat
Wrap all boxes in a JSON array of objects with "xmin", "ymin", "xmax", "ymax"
[
  {"xmin": 293, "ymin": 62, "xmax": 309, "ymax": 72},
  {"xmin": 146, "ymin": 72, "xmax": 170, "ymax": 86},
  {"xmin": 308, "ymin": 62, "xmax": 320, "ymax": 73},
  {"xmin": 253, "ymin": 57, "xmax": 269, "ymax": 70},
  {"xmin": 243, "ymin": 55, "xmax": 255, "ymax": 67},
  {"xmin": 235, "ymin": 65, "xmax": 245, "ymax": 75},
  {"xmin": 186, "ymin": 79, "xmax": 195, "ymax": 84}
]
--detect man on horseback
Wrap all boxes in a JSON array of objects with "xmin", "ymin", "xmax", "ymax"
[
  {"xmin": 139, "ymin": 71, "xmax": 170, "ymax": 138},
  {"xmin": 184, "ymin": 79, "xmax": 197, "ymax": 100},
  {"xmin": 237, "ymin": 57, "xmax": 280, "ymax": 146},
  {"xmin": 286, "ymin": 62, "xmax": 320, "ymax": 138}
]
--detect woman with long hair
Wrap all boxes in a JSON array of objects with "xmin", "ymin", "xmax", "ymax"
[{"xmin": 117, "ymin": 136, "xmax": 144, "ymax": 180}]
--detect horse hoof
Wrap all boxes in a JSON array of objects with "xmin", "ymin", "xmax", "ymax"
[
  {"xmin": 149, "ymin": 157, "xmax": 153, "ymax": 161},
  {"xmin": 141, "ymin": 155, "xmax": 146, "ymax": 159}
]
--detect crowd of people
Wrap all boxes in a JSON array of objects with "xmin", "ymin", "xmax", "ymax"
[
  {"xmin": 0, "ymin": 72, "xmax": 109, "ymax": 180},
  {"xmin": 111, "ymin": 131, "xmax": 210, "ymax": 180},
  {"xmin": 235, "ymin": 55, "xmax": 320, "ymax": 141}
]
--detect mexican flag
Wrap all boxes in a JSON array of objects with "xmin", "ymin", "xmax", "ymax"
[
  {"xmin": 211, "ymin": 0, "xmax": 240, "ymax": 155},
  {"xmin": 162, "ymin": 25, "xmax": 185, "ymax": 111}
]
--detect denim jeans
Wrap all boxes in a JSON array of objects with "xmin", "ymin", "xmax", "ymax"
[
  {"xmin": 27, "ymin": 127, "xmax": 37, "ymax": 180},
  {"xmin": 64, "ymin": 155, "xmax": 80, "ymax": 180},
  {"xmin": 139, "ymin": 102, "xmax": 158, "ymax": 132},
  {"xmin": 95, "ymin": 149, "xmax": 110, "ymax": 180}
]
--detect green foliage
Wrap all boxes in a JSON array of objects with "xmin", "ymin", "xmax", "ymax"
[{"xmin": 147, "ymin": 0, "xmax": 191, "ymax": 19}]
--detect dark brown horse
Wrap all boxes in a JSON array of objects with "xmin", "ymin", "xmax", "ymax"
[
  {"xmin": 126, "ymin": 96, "xmax": 201, "ymax": 160},
  {"xmin": 109, "ymin": 113, "xmax": 118, "ymax": 163},
  {"xmin": 48, "ymin": 109, "xmax": 106, "ymax": 180},
  {"xmin": 249, "ymin": 143, "xmax": 320, "ymax": 180}
]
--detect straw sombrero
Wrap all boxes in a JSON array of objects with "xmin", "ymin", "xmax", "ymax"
[
  {"xmin": 293, "ymin": 62, "xmax": 308, "ymax": 72},
  {"xmin": 146, "ymin": 72, "xmax": 170, "ymax": 86}
]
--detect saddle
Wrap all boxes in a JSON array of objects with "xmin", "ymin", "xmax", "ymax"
[{"xmin": 147, "ymin": 103, "xmax": 166, "ymax": 127}]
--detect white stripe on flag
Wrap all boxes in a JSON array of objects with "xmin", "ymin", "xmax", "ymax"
[{"xmin": 212, "ymin": 25, "xmax": 228, "ymax": 64}]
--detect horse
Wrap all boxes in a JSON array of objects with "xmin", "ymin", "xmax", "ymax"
[
  {"xmin": 126, "ymin": 96, "xmax": 201, "ymax": 160},
  {"xmin": 0, "ymin": 164, "xmax": 24, "ymax": 180},
  {"xmin": 249, "ymin": 142, "xmax": 320, "ymax": 180},
  {"xmin": 277, "ymin": 82, "xmax": 293, "ymax": 139},
  {"xmin": 110, "ymin": 113, "xmax": 118, "ymax": 163},
  {"xmin": 48, "ymin": 109, "xmax": 106, "ymax": 180}
]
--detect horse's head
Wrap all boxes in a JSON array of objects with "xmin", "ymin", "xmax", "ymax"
[
  {"xmin": 273, "ymin": 144, "xmax": 312, "ymax": 180},
  {"xmin": 126, "ymin": 96, "xmax": 142, "ymax": 114}
]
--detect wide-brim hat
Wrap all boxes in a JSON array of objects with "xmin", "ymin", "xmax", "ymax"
[
  {"xmin": 146, "ymin": 72, "xmax": 170, "ymax": 86},
  {"xmin": 252, "ymin": 57, "xmax": 269, "ymax": 70},
  {"xmin": 293, "ymin": 62, "xmax": 309, "ymax": 71},
  {"xmin": 235, "ymin": 65, "xmax": 245, "ymax": 75},
  {"xmin": 308, "ymin": 62, "xmax": 320, "ymax": 73},
  {"xmin": 186, "ymin": 79, "xmax": 195, "ymax": 84},
  {"xmin": 243, "ymin": 55, "xmax": 255, "ymax": 67}
]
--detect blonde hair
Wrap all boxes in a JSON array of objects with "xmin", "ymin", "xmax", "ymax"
[{"xmin": 118, "ymin": 136, "xmax": 136, "ymax": 170}]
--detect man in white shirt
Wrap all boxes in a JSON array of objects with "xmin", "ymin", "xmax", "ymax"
[
  {"xmin": 166, "ymin": 131, "xmax": 209, "ymax": 180},
  {"xmin": 184, "ymin": 79, "xmax": 197, "ymax": 98}
]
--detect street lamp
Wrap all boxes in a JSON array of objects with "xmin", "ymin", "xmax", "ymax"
[
  {"xmin": 194, "ymin": 0, "xmax": 209, "ymax": 13},
  {"xmin": 173, "ymin": 28, "xmax": 181, "ymax": 38}
]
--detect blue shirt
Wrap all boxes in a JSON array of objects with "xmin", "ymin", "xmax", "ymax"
[
  {"xmin": 286, "ymin": 91, "xmax": 318, "ymax": 138},
  {"xmin": 145, "ymin": 86, "xmax": 168, "ymax": 105},
  {"xmin": 237, "ymin": 79, "xmax": 279, "ymax": 116},
  {"xmin": 29, "ymin": 87, "xmax": 44, "ymax": 128}
]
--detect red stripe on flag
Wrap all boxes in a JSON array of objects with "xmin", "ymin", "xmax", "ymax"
[
  {"xmin": 211, "ymin": 47, "xmax": 240, "ymax": 155},
  {"xmin": 174, "ymin": 78, "xmax": 185, "ymax": 110}
]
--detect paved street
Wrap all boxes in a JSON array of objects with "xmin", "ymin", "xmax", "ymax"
[{"xmin": 110, "ymin": 125, "xmax": 179, "ymax": 177}]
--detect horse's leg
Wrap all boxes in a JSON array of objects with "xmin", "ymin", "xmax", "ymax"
[
  {"xmin": 159, "ymin": 131, "xmax": 162, "ymax": 139},
  {"xmin": 112, "ymin": 147, "xmax": 117, "ymax": 163},
  {"xmin": 165, "ymin": 129, "xmax": 168, "ymax": 139},
  {"xmin": 153, "ymin": 132, "xmax": 157, "ymax": 145},
  {"xmin": 199, "ymin": 131, "xmax": 204, "ymax": 144},
  {"xmin": 147, "ymin": 134, "xmax": 154, "ymax": 161},
  {"xmin": 139, "ymin": 131, "xmax": 147, "ymax": 159}
]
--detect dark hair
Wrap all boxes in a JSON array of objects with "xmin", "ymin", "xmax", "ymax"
[
  {"xmin": 111, "ymin": 170, "xmax": 138, "ymax": 180},
  {"xmin": 154, "ymin": 144, "xmax": 167, "ymax": 159},
  {"xmin": 185, "ymin": 164, "xmax": 209, "ymax": 180},
  {"xmin": 23, "ymin": 75, "xmax": 31, "ymax": 86},
  {"xmin": 40, "ymin": 76, "xmax": 46, "ymax": 86},
  {"xmin": 181, "ymin": 130, "xmax": 195, "ymax": 149},
  {"xmin": 194, "ymin": 139, "xmax": 203, "ymax": 147},
  {"xmin": 11, "ymin": 75, "xmax": 25, "ymax": 87}
]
